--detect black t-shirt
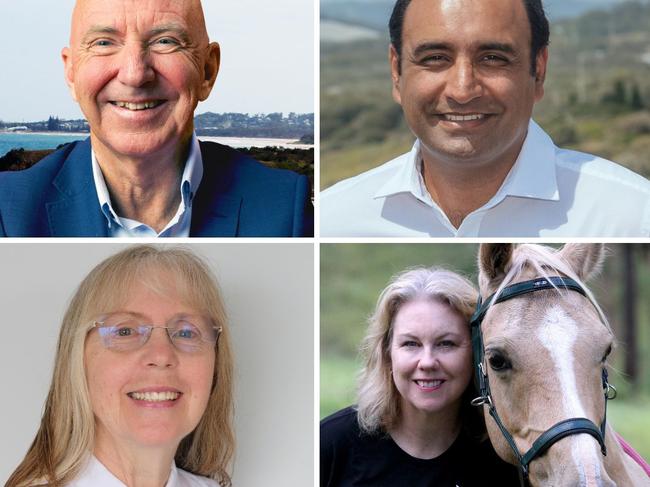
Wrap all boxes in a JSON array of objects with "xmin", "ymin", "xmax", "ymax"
[{"xmin": 321, "ymin": 406, "xmax": 520, "ymax": 487}]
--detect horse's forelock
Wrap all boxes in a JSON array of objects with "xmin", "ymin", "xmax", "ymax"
[{"xmin": 485, "ymin": 244, "xmax": 612, "ymax": 334}]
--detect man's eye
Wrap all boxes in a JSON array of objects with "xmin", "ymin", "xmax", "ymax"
[
  {"xmin": 421, "ymin": 55, "xmax": 447, "ymax": 64},
  {"xmin": 92, "ymin": 39, "xmax": 114, "ymax": 47},
  {"xmin": 482, "ymin": 54, "xmax": 508, "ymax": 64},
  {"xmin": 152, "ymin": 37, "xmax": 180, "ymax": 50}
]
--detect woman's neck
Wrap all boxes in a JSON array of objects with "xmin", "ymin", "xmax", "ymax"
[
  {"xmin": 388, "ymin": 402, "xmax": 462, "ymax": 460},
  {"xmin": 94, "ymin": 439, "xmax": 178, "ymax": 487}
]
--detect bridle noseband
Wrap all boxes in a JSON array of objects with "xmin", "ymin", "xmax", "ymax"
[{"xmin": 469, "ymin": 276, "xmax": 617, "ymax": 486}]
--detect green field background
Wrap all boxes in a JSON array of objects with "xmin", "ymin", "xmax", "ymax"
[{"xmin": 320, "ymin": 243, "xmax": 650, "ymax": 460}]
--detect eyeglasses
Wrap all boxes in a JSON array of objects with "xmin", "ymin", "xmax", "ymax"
[{"xmin": 91, "ymin": 313, "xmax": 222, "ymax": 353}]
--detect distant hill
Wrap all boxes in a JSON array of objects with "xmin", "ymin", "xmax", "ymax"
[{"xmin": 320, "ymin": 0, "xmax": 638, "ymax": 33}]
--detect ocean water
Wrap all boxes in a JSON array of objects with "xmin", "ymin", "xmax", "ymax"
[
  {"xmin": 0, "ymin": 132, "xmax": 311, "ymax": 157},
  {"xmin": 0, "ymin": 132, "xmax": 88, "ymax": 156}
]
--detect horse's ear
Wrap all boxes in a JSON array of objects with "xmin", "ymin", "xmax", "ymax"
[
  {"xmin": 559, "ymin": 244, "xmax": 605, "ymax": 281},
  {"xmin": 478, "ymin": 244, "xmax": 513, "ymax": 289}
]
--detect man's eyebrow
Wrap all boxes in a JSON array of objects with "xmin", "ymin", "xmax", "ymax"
[
  {"xmin": 478, "ymin": 42, "xmax": 518, "ymax": 55},
  {"xmin": 147, "ymin": 23, "xmax": 192, "ymax": 43},
  {"xmin": 411, "ymin": 42, "xmax": 453, "ymax": 58},
  {"xmin": 82, "ymin": 25, "xmax": 120, "ymax": 41}
]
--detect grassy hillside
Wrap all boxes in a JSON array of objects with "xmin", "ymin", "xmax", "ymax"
[{"xmin": 320, "ymin": 1, "xmax": 650, "ymax": 188}]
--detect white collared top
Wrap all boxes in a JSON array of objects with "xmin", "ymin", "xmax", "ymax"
[
  {"xmin": 320, "ymin": 120, "xmax": 650, "ymax": 237},
  {"xmin": 66, "ymin": 455, "xmax": 220, "ymax": 487},
  {"xmin": 92, "ymin": 133, "xmax": 203, "ymax": 238}
]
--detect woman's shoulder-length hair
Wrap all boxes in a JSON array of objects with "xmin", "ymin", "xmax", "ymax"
[
  {"xmin": 356, "ymin": 266, "xmax": 478, "ymax": 434},
  {"xmin": 6, "ymin": 245, "xmax": 235, "ymax": 487}
]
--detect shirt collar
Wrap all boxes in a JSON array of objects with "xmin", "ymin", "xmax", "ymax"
[
  {"xmin": 372, "ymin": 119, "xmax": 559, "ymax": 204},
  {"xmin": 373, "ymin": 139, "xmax": 432, "ymax": 204},
  {"xmin": 76, "ymin": 455, "xmax": 180, "ymax": 487},
  {"xmin": 91, "ymin": 133, "xmax": 203, "ymax": 236}
]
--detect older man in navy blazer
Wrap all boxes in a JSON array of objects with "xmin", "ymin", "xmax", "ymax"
[{"xmin": 0, "ymin": 0, "xmax": 312, "ymax": 237}]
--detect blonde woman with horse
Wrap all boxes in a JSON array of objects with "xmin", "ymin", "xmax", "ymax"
[
  {"xmin": 6, "ymin": 245, "xmax": 234, "ymax": 487},
  {"xmin": 320, "ymin": 267, "xmax": 519, "ymax": 486}
]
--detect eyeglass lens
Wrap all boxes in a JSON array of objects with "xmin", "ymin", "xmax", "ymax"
[{"xmin": 95, "ymin": 314, "xmax": 220, "ymax": 352}]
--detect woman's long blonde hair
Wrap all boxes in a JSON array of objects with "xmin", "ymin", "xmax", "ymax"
[{"xmin": 6, "ymin": 245, "xmax": 235, "ymax": 487}]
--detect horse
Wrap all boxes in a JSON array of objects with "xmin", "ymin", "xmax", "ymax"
[{"xmin": 472, "ymin": 243, "xmax": 649, "ymax": 486}]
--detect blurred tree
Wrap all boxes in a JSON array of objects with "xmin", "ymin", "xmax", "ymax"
[
  {"xmin": 47, "ymin": 116, "xmax": 60, "ymax": 131},
  {"xmin": 622, "ymin": 245, "xmax": 638, "ymax": 387},
  {"xmin": 602, "ymin": 79, "xmax": 627, "ymax": 106},
  {"xmin": 630, "ymin": 84, "xmax": 644, "ymax": 110}
]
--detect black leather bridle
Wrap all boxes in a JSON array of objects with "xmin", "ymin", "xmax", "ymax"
[{"xmin": 469, "ymin": 276, "xmax": 617, "ymax": 486}]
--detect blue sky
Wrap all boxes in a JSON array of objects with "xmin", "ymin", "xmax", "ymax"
[{"xmin": 0, "ymin": 0, "xmax": 314, "ymax": 122}]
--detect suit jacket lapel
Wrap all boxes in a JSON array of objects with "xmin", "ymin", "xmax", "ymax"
[
  {"xmin": 191, "ymin": 141, "xmax": 243, "ymax": 237},
  {"xmin": 46, "ymin": 139, "xmax": 108, "ymax": 237}
]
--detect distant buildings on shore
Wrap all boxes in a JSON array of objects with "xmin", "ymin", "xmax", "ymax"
[{"xmin": 1, "ymin": 112, "xmax": 314, "ymax": 140}]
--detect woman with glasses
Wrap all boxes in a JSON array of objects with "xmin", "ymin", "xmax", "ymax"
[
  {"xmin": 6, "ymin": 245, "xmax": 233, "ymax": 487},
  {"xmin": 320, "ymin": 267, "xmax": 519, "ymax": 486}
]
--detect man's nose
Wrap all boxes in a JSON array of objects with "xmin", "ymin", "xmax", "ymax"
[
  {"xmin": 444, "ymin": 58, "xmax": 482, "ymax": 105},
  {"xmin": 141, "ymin": 328, "xmax": 179, "ymax": 368},
  {"xmin": 117, "ymin": 43, "xmax": 155, "ymax": 87}
]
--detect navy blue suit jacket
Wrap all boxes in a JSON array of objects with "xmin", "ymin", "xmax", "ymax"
[{"xmin": 0, "ymin": 138, "xmax": 313, "ymax": 237}]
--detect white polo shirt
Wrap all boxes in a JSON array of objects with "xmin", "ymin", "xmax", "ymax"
[
  {"xmin": 67, "ymin": 455, "xmax": 220, "ymax": 487},
  {"xmin": 320, "ymin": 120, "xmax": 650, "ymax": 237}
]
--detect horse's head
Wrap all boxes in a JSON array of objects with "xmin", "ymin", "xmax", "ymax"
[{"xmin": 476, "ymin": 243, "xmax": 617, "ymax": 486}]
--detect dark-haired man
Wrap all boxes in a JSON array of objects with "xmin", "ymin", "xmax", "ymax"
[
  {"xmin": 321, "ymin": 0, "xmax": 650, "ymax": 237},
  {"xmin": 0, "ymin": 0, "xmax": 312, "ymax": 237}
]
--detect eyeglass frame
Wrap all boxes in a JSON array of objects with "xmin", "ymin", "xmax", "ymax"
[{"xmin": 88, "ymin": 314, "xmax": 223, "ymax": 353}]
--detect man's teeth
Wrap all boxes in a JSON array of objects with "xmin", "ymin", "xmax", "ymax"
[
  {"xmin": 129, "ymin": 391, "xmax": 180, "ymax": 402},
  {"xmin": 114, "ymin": 101, "xmax": 160, "ymax": 111},
  {"xmin": 417, "ymin": 380, "xmax": 443, "ymax": 388},
  {"xmin": 444, "ymin": 114, "xmax": 484, "ymax": 121}
]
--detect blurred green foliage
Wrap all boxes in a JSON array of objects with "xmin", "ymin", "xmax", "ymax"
[
  {"xmin": 321, "ymin": 1, "xmax": 650, "ymax": 188},
  {"xmin": 320, "ymin": 244, "xmax": 650, "ymax": 458}
]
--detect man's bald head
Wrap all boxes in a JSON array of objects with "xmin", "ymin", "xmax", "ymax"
[{"xmin": 69, "ymin": 0, "xmax": 210, "ymax": 47}]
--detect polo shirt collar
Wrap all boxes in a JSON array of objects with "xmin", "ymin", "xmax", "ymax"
[
  {"xmin": 372, "ymin": 119, "xmax": 559, "ymax": 204},
  {"xmin": 92, "ymin": 133, "xmax": 203, "ymax": 234}
]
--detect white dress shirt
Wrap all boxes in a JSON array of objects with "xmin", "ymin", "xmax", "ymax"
[
  {"xmin": 66, "ymin": 455, "xmax": 220, "ymax": 487},
  {"xmin": 92, "ymin": 134, "xmax": 203, "ymax": 237},
  {"xmin": 320, "ymin": 120, "xmax": 650, "ymax": 237}
]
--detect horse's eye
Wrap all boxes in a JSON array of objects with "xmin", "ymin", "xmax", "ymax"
[
  {"xmin": 601, "ymin": 344, "xmax": 612, "ymax": 363},
  {"xmin": 488, "ymin": 353, "xmax": 511, "ymax": 371}
]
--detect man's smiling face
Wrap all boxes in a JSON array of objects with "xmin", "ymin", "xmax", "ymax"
[
  {"xmin": 390, "ymin": 0, "xmax": 547, "ymax": 170},
  {"xmin": 62, "ymin": 0, "xmax": 220, "ymax": 159}
]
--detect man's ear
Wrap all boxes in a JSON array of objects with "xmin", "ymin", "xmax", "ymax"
[
  {"xmin": 389, "ymin": 44, "xmax": 402, "ymax": 105},
  {"xmin": 199, "ymin": 42, "xmax": 221, "ymax": 101},
  {"xmin": 534, "ymin": 46, "xmax": 548, "ymax": 102},
  {"xmin": 61, "ymin": 47, "xmax": 78, "ymax": 102}
]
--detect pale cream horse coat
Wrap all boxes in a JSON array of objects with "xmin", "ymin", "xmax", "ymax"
[{"xmin": 476, "ymin": 243, "xmax": 648, "ymax": 486}]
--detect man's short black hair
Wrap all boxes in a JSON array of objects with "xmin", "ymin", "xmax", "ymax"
[{"xmin": 389, "ymin": 0, "xmax": 550, "ymax": 76}]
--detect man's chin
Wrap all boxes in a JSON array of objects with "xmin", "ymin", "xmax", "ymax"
[
  {"xmin": 421, "ymin": 140, "xmax": 485, "ymax": 165},
  {"xmin": 90, "ymin": 131, "xmax": 188, "ymax": 161}
]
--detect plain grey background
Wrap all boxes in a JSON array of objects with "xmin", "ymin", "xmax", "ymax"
[{"xmin": 0, "ymin": 243, "xmax": 314, "ymax": 486}]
